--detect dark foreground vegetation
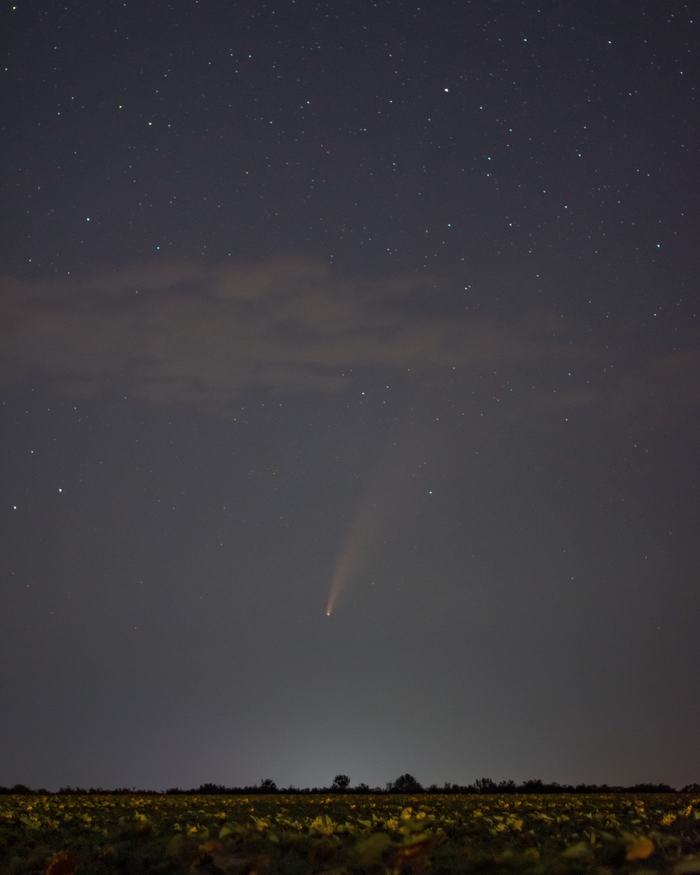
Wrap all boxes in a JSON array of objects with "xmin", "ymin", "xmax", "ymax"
[
  {"xmin": 4, "ymin": 775, "xmax": 700, "ymax": 796},
  {"xmin": 1, "ymin": 790, "xmax": 699, "ymax": 874}
]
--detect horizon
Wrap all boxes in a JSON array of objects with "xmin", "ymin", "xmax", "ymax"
[
  {"xmin": 6, "ymin": 775, "xmax": 699, "ymax": 796},
  {"xmin": 5, "ymin": 786, "xmax": 696, "ymax": 796}
]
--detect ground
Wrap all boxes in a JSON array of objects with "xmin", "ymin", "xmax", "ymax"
[{"xmin": 1, "ymin": 792, "xmax": 699, "ymax": 874}]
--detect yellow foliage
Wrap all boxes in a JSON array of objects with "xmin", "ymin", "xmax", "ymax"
[
  {"xmin": 1, "ymin": 789, "xmax": 697, "ymax": 874},
  {"xmin": 309, "ymin": 814, "xmax": 336, "ymax": 835},
  {"xmin": 251, "ymin": 816, "xmax": 270, "ymax": 831}
]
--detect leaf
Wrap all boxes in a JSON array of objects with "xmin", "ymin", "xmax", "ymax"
[
  {"xmin": 166, "ymin": 834, "xmax": 186, "ymax": 858},
  {"xmin": 309, "ymin": 814, "xmax": 336, "ymax": 835},
  {"xmin": 133, "ymin": 812, "xmax": 152, "ymax": 835},
  {"xmin": 561, "ymin": 841, "xmax": 594, "ymax": 861},
  {"xmin": 45, "ymin": 852, "xmax": 79, "ymax": 875},
  {"xmin": 219, "ymin": 821, "xmax": 246, "ymax": 839},
  {"xmin": 210, "ymin": 854, "xmax": 248, "ymax": 872},
  {"xmin": 626, "ymin": 836, "xmax": 655, "ymax": 861},
  {"xmin": 251, "ymin": 816, "xmax": 270, "ymax": 832},
  {"xmin": 199, "ymin": 840, "xmax": 224, "ymax": 855},
  {"xmin": 393, "ymin": 833, "xmax": 436, "ymax": 865},
  {"xmin": 355, "ymin": 832, "xmax": 391, "ymax": 865},
  {"xmin": 673, "ymin": 861, "xmax": 700, "ymax": 875}
]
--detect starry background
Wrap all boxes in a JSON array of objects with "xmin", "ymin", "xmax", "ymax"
[{"xmin": 1, "ymin": 0, "xmax": 699, "ymax": 792}]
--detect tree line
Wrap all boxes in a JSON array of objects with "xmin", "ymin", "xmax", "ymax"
[{"xmin": 2, "ymin": 774, "xmax": 698, "ymax": 795}]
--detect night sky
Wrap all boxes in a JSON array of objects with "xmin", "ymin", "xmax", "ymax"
[{"xmin": 2, "ymin": 1, "xmax": 699, "ymax": 792}]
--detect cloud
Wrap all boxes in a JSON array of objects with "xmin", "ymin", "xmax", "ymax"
[
  {"xmin": 1, "ymin": 256, "xmax": 696, "ymax": 415},
  {"xmin": 0, "ymin": 257, "xmax": 565, "ymax": 404}
]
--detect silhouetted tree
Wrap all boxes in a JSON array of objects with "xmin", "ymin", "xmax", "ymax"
[
  {"xmin": 475, "ymin": 777, "xmax": 497, "ymax": 793},
  {"xmin": 258, "ymin": 778, "xmax": 277, "ymax": 793},
  {"xmin": 331, "ymin": 774, "xmax": 350, "ymax": 792},
  {"xmin": 198, "ymin": 783, "xmax": 228, "ymax": 794},
  {"xmin": 390, "ymin": 773, "xmax": 423, "ymax": 793}
]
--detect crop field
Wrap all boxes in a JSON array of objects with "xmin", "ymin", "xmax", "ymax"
[{"xmin": 1, "ymin": 792, "xmax": 699, "ymax": 874}]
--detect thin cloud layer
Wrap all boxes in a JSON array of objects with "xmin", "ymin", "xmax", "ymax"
[
  {"xmin": 0, "ymin": 258, "xmax": 562, "ymax": 403},
  {"xmin": 1, "ymin": 257, "xmax": 696, "ymax": 412}
]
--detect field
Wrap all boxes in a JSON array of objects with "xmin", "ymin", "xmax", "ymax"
[{"xmin": 1, "ymin": 792, "xmax": 699, "ymax": 874}]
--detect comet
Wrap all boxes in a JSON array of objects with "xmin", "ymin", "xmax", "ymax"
[
  {"xmin": 325, "ymin": 536, "xmax": 360, "ymax": 616},
  {"xmin": 324, "ymin": 425, "xmax": 426, "ymax": 616}
]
